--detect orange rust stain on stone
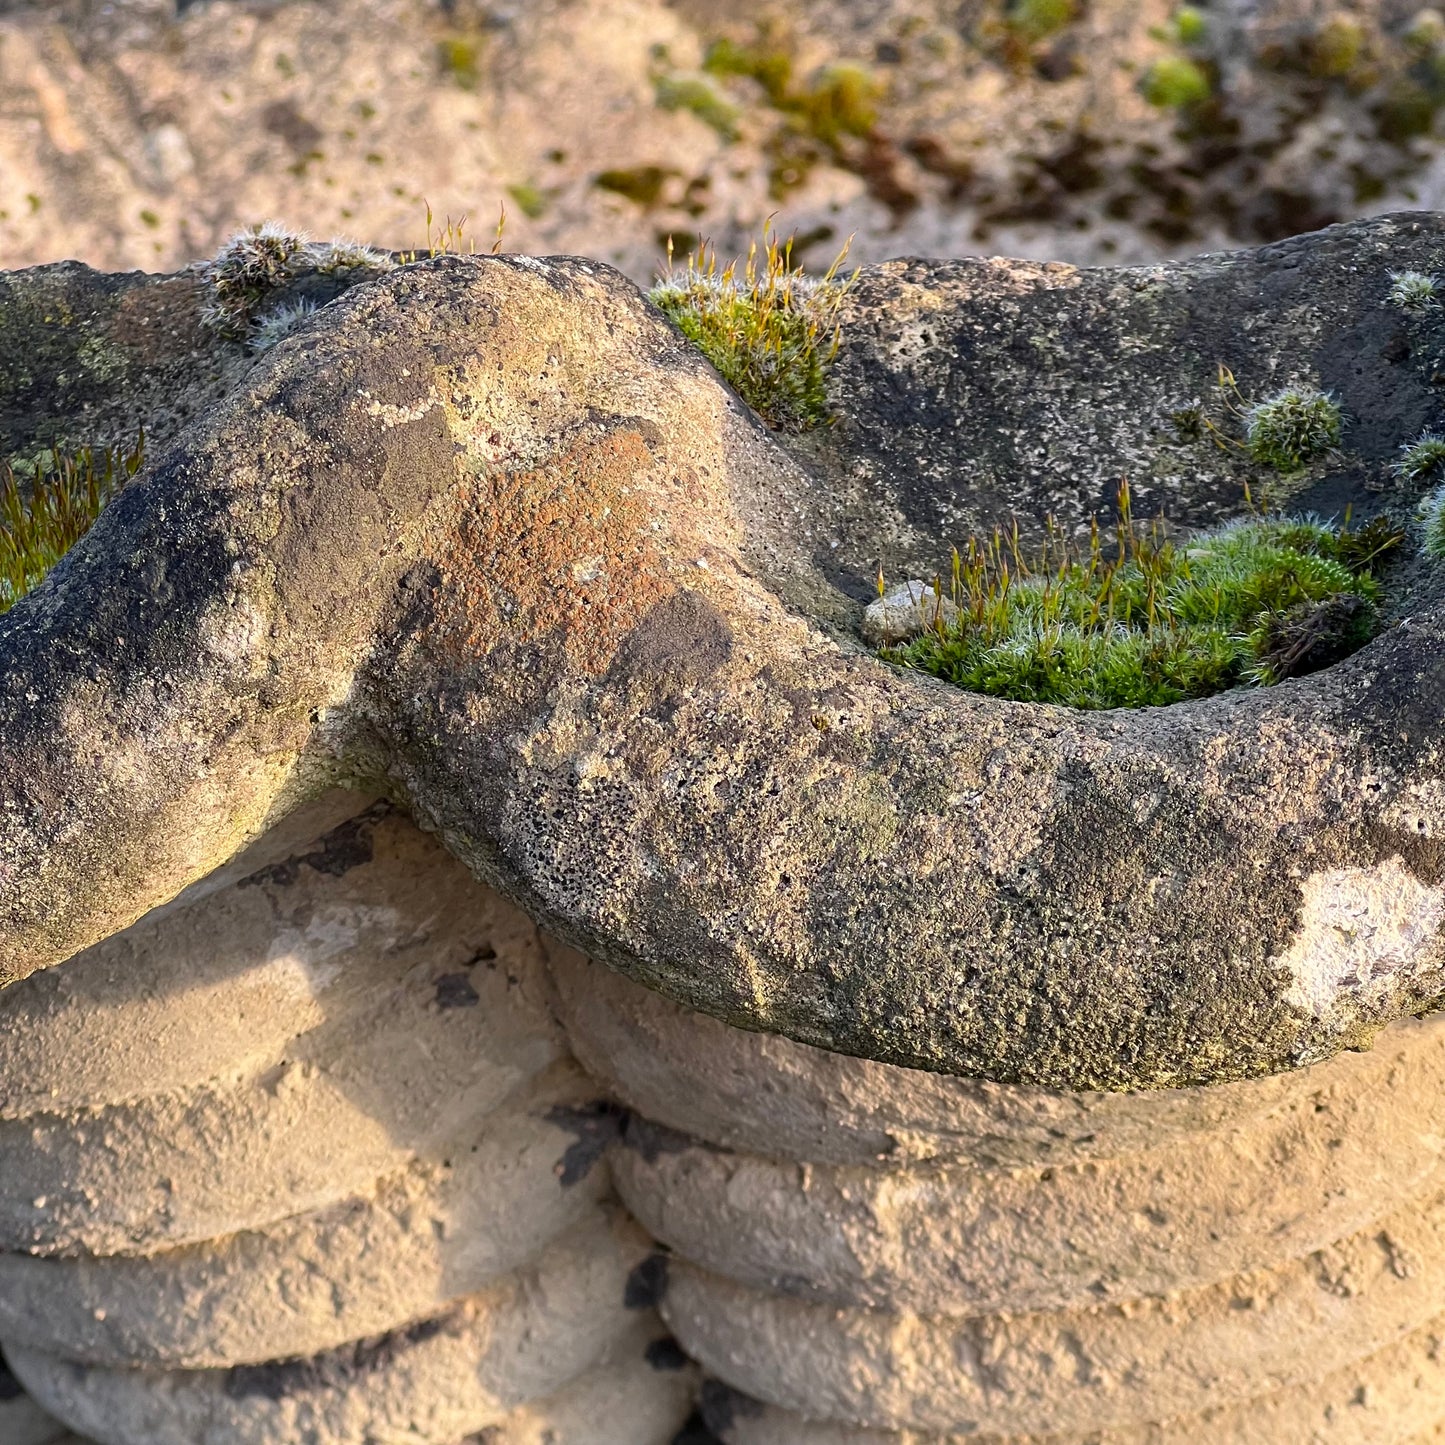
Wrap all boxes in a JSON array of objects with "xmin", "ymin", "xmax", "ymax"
[{"xmin": 424, "ymin": 427, "xmax": 676, "ymax": 675}]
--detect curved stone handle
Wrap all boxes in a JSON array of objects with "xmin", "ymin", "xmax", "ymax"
[{"xmin": 2, "ymin": 252, "xmax": 1442, "ymax": 1089}]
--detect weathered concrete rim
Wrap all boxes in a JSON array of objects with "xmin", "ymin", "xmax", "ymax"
[{"xmin": 0, "ymin": 219, "xmax": 1441, "ymax": 1090}]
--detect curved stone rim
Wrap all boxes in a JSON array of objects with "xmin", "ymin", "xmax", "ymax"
[{"xmin": 0, "ymin": 220, "xmax": 1440, "ymax": 1091}]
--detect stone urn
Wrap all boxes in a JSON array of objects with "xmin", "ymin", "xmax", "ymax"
[{"xmin": 1, "ymin": 213, "xmax": 1443, "ymax": 1444}]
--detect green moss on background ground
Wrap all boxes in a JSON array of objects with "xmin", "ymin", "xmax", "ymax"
[
  {"xmin": 649, "ymin": 228, "xmax": 853, "ymax": 430},
  {"xmin": 882, "ymin": 491, "xmax": 1405, "ymax": 709},
  {"xmin": 0, "ymin": 436, "xmax": 145, "ymax": 614},
  {"xmin": 1422, "ymin": 486, "xmax": 1445, "ymax": 559},
  {"xmin": 702, "ymin": 37, "xmax": 879, "ymax": 148},
  {"xmin": 1142, "ymin": 54, "xmax": 1213, "ymax": 107}
]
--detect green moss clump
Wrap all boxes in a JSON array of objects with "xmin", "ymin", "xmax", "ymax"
[
  {"xmin": 595, "ymin": 166, "xmax": 673, "ymax": 206},
  {"xmin": 1, "ymin": 436, "xmax": 145, "ymax": 613},
  {"xmin": 505, "ymin": 183, "xmax": 549, "ymax": 219},
  {"xmin": 1307, "ymin": 15, "xmax": 1367, "ymax": 78},
  {"xmin": 1374, "ymin": 77, "xmax": 1440, "ymax": 143},
  {"xmin": 654, "ymin": 75, "xmax": 742, "ymax": 141},
  {"xmin": 249, "ymin": 298, "xmax": 321, "ymax": 353},
  {"xmin": 703, "ymin": 36, "xmax": 794, "ymax": 104},
  {"xmin": 437, "ymin": 37, "xmax": 482, "ymax": 89},
  {"xmin": 202, "ymin": 223, "xmax": 310, "ymax": 338},
  {"xmin": 881, "ymin": 495, "xmax": 1402, "ymax": 709},
  {"xmin": 649, "ymin": 228, "xmax": 853, "ymax": 431},
  {"xmin": 202, "ymin": 226, "xmax": 394, "ymax": 341},
  {"xmin": 1244, "ymin": 387, "xmax": 1343, "ymax": 469},
  {"xmin": 702, "ymin": 38, "xmax": 878, "ymax": 144},
  {"xmin": 1421, "ymin": 487, "xmax": 1445, "ymax": 558},
  {"xmin": 1395, "ymin": 429, "xmax": 1445, "ymax": 485},
  {"xmin": 1173, "ymin": 6, "xmax": 1208, "ymax": 45},
  {"xmin": 1141, "ymin": 55, "xmax": 1213, "ymax": 106},
  {"xmin": 799, "ymin": 63, "xmax": 880, "ymax": 147},
  {"xmin": 1387, "ymin": 269, "xmax": 1441, "ymax": 311}
]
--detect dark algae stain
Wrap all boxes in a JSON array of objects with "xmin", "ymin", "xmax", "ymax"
[
  {"xmin": 624, "ymin": 1252, "xmax": 670, "ymax": 1309},
  {"xmin": 546, "ymin": 1101, "xmax": 626, "ymax": 1186},
  {"xmin": 434, "ymin": 972, "xmax": 481, "ymax": 1009},
  {"xmin": 225, "ymin": 1312, "xmax": 457, "ymax": 1400},
  {"xmin": 240, "ymin": 805, "xmax": 385, "ymax": 889}
]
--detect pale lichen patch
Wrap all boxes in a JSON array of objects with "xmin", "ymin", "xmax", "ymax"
[{"xmin": 1277, "ymin": 859, "xmax": 1445, "ymax": 1019}]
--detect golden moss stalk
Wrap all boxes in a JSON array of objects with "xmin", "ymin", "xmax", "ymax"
[
  {"xmin": 649, "ymin": 225, "xmax": 854, "ymax": 430},
  {"xmin": 0, "ymin": 435, "xmax": 145, "ymax": 614}
]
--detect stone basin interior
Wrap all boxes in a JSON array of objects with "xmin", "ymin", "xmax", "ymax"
[{"xmin": 793, "ymin": 222, "xmax": 1445, "ymax": 627}]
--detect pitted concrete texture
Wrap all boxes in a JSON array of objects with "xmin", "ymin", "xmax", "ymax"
[
  {"xmin": 0, "ymin": 1060, "xmax": 613, "ymax": 1367},
  {"xmin": 136, "ymin": 789, "xmax": 378, "ymax": 933},
  {"xmin": 662, "ymin": 1172, "xmax": 1445, "ymax": 1435},
  {"xmin": 545, "ymin": 944, "xmax": 1312, "ymax": 1169},
  {"xmin": 5, "ymin": 1205, "xmax": 660, "ymax": 1445},
  {"xmin": 553, "ymin": 944, "xmax": 1445, "ymax": 1438},
  {"xmin": 459, "ymin": 1328, "xmax": 700, "ymax": 1445},
  {"xmin": 702, "ymin": 1309, "xmax": 1445, "ymax": 1442},
  {"xmin": 0, "ymin": 808, "xmax": 570, "ymax": 1256},
  {"xmin": 0, "ymin": 807, "xmax": 693, "ymax": 1444},
  {"xmin": 613, "ymin": 1012, "xmax": 1445, "ymax": 1313},
  {"xmin": 7, "ymin": 224, "xmax": 1445, "ymax": 1441},
  {"xmin": 0, "ymin": 800, "xmax": 511, "ymax": 1120}
]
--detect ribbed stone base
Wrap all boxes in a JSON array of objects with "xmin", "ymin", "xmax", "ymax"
[
  {"xmin": 0, "ymin": 803, "xmax": 694, "ymax": 1445},
  {"xmin": 548, "ymin": 943, "xmax": 1445, "ymax": 1443},
  {"xmin": 6, "ymin": 801, "xmax": 1443, "ymax": 1443}
]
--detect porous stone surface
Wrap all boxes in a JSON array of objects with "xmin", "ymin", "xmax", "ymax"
[
  {"xmin": 5, "ymin": 213, "xmax": 1445, "ymax": 1440},
  {"xmin": 700, "ymin": 1316, "xmax": 1445, "ymax": 1445},
  {"xmin": 0, "ymin": 252, "xmax": 396, "ymax": 474},
  {"xmin": 547, "ymin": 939, "xmax": 1365, "ymax": 1167},
  {"xmin": 0, "ymin": 262, "xmax": 239, "ymax": 467},
  {"xmin": 3, "ymin": 215, "xmax": 1445, "ymax": 1093},
  {"xmin": 0, "ymin": 807, "xmax": 576, "ymax": 1256},
  {"xmin": 6, "ymin": 1212, "xmax": 661, "ymax": 1445},
  {"xmin": 0, "ymin": 1062, "xmax": 611, "ymax": 1365},
  {"xmin": 588, "ymin": 995, "xmax": 1445, "ymax": 1313},
  {"xmin": 0, "ymin": 1352, "xmax": 71, "ymax": 1445},
  {"xmin": 805, "ymin": 215, "xmax": 1445, "ymax": 590}
]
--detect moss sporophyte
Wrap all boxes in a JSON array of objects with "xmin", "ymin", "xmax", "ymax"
[
  {"xmin": 648, "ymin": 227, "xmax": 854, "ymax": 431},
  {"xmin": 878, "ymin": 483, "xmax": 1405, "ymax": 710},
  {"xmin": 0, "ymin": 435, "xmax": 145, "ymax": 614}
]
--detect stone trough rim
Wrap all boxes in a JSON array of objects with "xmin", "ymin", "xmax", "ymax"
[{"xmin": 0, "ymin": 216, "xmax": 1440, "ymax": 1093}]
